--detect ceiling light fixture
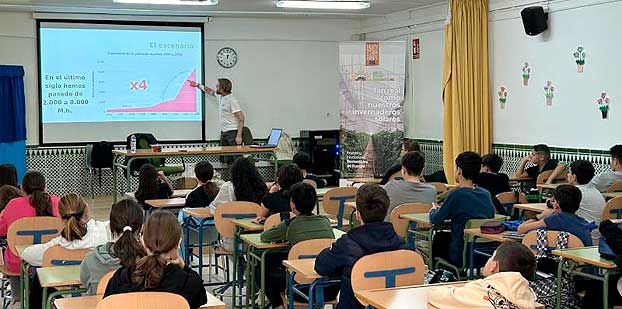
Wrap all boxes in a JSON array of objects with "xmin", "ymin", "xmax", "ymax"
[
  {"xmin": 113, "ymin": 0, "xmax": 218, "ymax": 5},
  {"xmin": 276, "ymin": 0, "xmax": 371, "ymax": 10}
]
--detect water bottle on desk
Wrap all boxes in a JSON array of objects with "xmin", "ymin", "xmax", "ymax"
[{"xmin": 130, "ymin": 134, "xmax": 137, "ymax": 153}]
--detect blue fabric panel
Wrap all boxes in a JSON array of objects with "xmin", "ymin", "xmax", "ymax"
[
  {"xmin": 0, "ymin": 140, "xmax": 27, "ymax": 180},
  {"xmin": 0, "ymin": 65, "xmax": 26, "ymax": 142}
]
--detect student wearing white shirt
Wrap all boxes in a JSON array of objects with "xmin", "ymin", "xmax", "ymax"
[
  {"xmin": 590, "ymin": 145, "xmax": 622, "ymax": 192},
  {"xmin": 568, "ymin": 160, "xmax": 607, "ymax": 245},
  {"xmin": 188, "ymin": 78, "xmax": 247, "ymax": 146}
]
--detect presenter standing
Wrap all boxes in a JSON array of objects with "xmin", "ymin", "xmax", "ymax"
[{"xmin": 189, "ymin": 78, "xmax": 247, "ymax": 146}]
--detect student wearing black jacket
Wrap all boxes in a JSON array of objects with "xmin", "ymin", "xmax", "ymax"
[
  {"xmin": 104, "ymin": 211, "xmax": 207, "ymax": 309},
  {"xmin": 314, "ymin": 184, "xmax": 404, "ymax": 309}
]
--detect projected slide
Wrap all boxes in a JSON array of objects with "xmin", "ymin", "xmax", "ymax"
[{"xmin": 39, "ymin": 24, "xmax": 203, "ymax": 124}]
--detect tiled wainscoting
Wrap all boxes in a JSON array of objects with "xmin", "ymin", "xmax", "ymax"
[{"xmin": 26, "ymin": 138, "xmax": 613, "ymax": 196}]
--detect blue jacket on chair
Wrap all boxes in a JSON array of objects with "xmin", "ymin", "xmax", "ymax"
[{"xmin": 314, "ymin": 222, "xmax": 404, "ymax": 309}]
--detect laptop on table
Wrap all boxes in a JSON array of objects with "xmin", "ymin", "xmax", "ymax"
[{"xmin": 250, "ymin": 128, "xmax": 282, "ymax": 148}]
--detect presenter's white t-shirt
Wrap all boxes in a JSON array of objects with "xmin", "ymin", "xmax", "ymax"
[{"xmin": 215, "ymin": 93, "xmax": 242, "ymax": 132}]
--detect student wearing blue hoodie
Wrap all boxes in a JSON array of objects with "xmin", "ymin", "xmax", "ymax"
[{"xmin": 315, "ymin": 184, "xmax": 404, "ymax": 309}]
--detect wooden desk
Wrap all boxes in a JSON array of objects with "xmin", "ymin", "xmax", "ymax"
[
  {"xmin": 603, "ymin": 192, "xmax": 622, "ymax": 199},
  {"xmin": 53, "ymin": 292, "xmax": 226, "ymax": 309},
  {"xmin": 399, "ymin": 213, "xmax": 431, "ymax": 225},
  {"xmin": 125, "ymin": 189, "xmax": 193, "ymax": 199},
  {"xmin": 182, "ymin": 207, "xmax": 214, "ymax": 218},
  {"xmin": 513, "ymin": 203, "xmax": 548, "ymax": 213},
  {"xmin": 283, "ymin": 258, "xmax": 320, "ymax": 280},
  {"xmin": 355, "ymin": 282, "xmax": 466, "ymax": 309},
  {"xmin": 537, "ymin": 183, "xmax": 564, "ymax": 190},
  {"xmin": 509, "ymin": 176, "xmax": 534, "ymax": 182},
  {"xmin": 37, "ymin": 265, "xmax": 81, "ymax": 288},
  {"xmin": 112, "ymin": 146, "xmax": 277, "ymax": 202},
  {"xmin": 551, "ymin": 247, "xmax": 618, "ymax": 309},
  {"xmin": 232, "ymin": 218, "xmax": 264, "ymax": 232},
  {"xmin": 145, "ymin": 197, "xmax": 186, "ymax": 209},
  {"xmin": 347, "ymin": 177, "xmax": 382, "ymax": 184},
  {"xmin": 241, "ymin": 228, "xmax": 346, "ymax": 250},
  {"xmin": 463, "ymin": 228, "xmax": 517, "ymax": 243}
]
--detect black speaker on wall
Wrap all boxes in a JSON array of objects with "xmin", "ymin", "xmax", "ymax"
[{"xmin": 521, "ymin": 6, "xmax": 548, "ymax": 36}]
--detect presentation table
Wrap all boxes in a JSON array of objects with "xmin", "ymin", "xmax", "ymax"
[
  {"xmin": 551, "ymin": 247, "xmax": 619, "ymax": 309},
  {"xmin": 112, "ymin": 146, "xmax": 277, "ymax": 202}
]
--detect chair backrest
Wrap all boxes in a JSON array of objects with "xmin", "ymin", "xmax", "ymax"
[
  {"xmin": 322, "ymin": 187, "xmax": 358, "ymax": 229},
  {"xmin": 302, "ymin": 178, "xmax": 318, "ymax": 189},
  {"xmin": 351, "ymin": 250, "xmax": 425, "ymax": 305},
  {"xmin": 7, "ymin": 217, "xmax": 64, "ymax": 256},
  {"xmin": 428, "ymin": 182, "xmax": 448, "ymax": 194},
  {"xmin": 607, "ymin": 182, "xmax": 622, "ymax": 193},
  {"xmin": 389, "ymin": 203, "xmax": 432, "ymax": 238},
  {"xmin": 214, "ymin": 201, "xmax": 263, "ymax": 238},
  {"xmin": 97, "ymin": 270, "xmax": 116, "ymax": 295},
  {"xmin": 89, "ymin": 141, "xmax": 114, "ymax": 169},
  {"xmin": 264, "ymin": 212, "xmax": 296, "ymax": 230},
  {"xmin": 522, "ymin": 230, "xmax": 584, "ymax": 255},
  {"xmin": 495, "ymin": 191, "xmax": 527, "ymax": 215},
  {"xmin": 536, "ymin": 169, "xmax": 567, "ymax": 184},
  {"xmin": 42, "ymin": 245, "xmax": 91, "ymax": 267},
  {"xmin": 96, "ymin": 292, "xmax": 190, "ymax": 309},
  {"xmin": 388, "ymin": 170, "xmax": 403, "ymax": 182},
  {"xmin": 602, "ymin": 196, "xmax": 622, "ymax": 220},
  {"xmin": 287, "ymin": 238, "xmax": 336, "ymax": 284}
]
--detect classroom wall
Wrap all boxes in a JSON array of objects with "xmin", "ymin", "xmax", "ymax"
[
  {"xmin": 0, "ymin": 12, "xmax": 359, "ymax": 144},
  {"xmin": 360, "ymin": 0, "xmax": 622, "ymax": 150}
]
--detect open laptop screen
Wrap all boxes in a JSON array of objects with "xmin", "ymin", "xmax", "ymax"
[{"xmin": 267, "ymin": 128, "xmax": 283, "ymax": 145}]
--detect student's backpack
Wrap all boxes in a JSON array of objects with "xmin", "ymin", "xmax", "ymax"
[
  {"xmin": 90, "ymin": 141, "xmax": 114, "ymax": 169},
  {"xmin": 528, "ymin": 230, "xmax": 580, "ymax": 309}
]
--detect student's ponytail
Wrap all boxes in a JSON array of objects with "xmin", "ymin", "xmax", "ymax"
[
  {"xmin": 109, "ymin": 199, "xmax": 146, "ymax": 267},
  {"xmin": 132, "ymin": 211, "xmax": 180, "ymax": 289},
  {"xmin": 195, "ymin": 161, "xmax": 219, "ymax": 201},
  {"xmin": 22, "ymin": 171, "xmax": 53, "ymax": 216},
  {"xmin": 59, "ymin": 193, "xmax": 88, "ymax": 241}
]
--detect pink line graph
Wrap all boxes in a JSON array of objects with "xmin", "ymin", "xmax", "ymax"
[{"xmin": 107, "ymin": 70, "xmax": 197, "ymax": 113}]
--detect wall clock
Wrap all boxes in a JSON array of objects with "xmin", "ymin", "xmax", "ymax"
[{"xmin": 217, "ymin": 47, "xmax": 238, "ymax": 68}]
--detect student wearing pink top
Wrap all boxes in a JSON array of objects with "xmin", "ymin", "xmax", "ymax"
[{"xmin": 0, "ymin": 171, "xmax": 60, "ymax": 308}]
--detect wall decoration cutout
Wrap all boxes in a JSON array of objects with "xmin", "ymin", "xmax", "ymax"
[
  {"xmin": 573, "ymin": 46, "xmax": 586, "ymax": 73},
  {"xmin": 544, "ymin": 81, "xmax": 555, "ymax": 106},
  {"xmin": 522, "ymin": 62, "xmax": 531, "ymax": 86},
  {"xmin": 597, "ymin": 92, "xmax": 610, "ymax": 119},
  {"xmin": 498, "ymin": 86, "xmax": 508, "ymax": 109}
]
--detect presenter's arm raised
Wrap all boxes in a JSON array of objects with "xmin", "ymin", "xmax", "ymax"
[
  {"xmin": 234, "ymin": 111, "xmax": 245, "ymax": 145},
  {"xmin": 188, "ymin": 80, "xmax": 215, "ymax": 96}
]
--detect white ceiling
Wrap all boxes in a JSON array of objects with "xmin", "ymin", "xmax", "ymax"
[{"xmin": 0, "ymin": 0, "xmax": 445, "ymax": 17}]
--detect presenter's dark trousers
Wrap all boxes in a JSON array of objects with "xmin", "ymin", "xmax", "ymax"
[{"xmin": 220, "ymin": 129, "xmax": 253, "ymax": 164}]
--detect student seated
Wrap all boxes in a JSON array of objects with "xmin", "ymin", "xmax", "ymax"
[
  {"xmin": 259, "ymin": 182, "xmax": 335, "ymax": 309},
  {"xmin": 293, "ymin": 151, "xmax": 327, "ymax": 188},
  {"xmin": 383, "ymin": 151, "xmax": 437, "ymax": 222},
  {"xmin": 0, "ymin": 163, "xmax": 18, "ymax": 188},
  {"xmin": 0, "ymin": 185, "xmax": 23, "ymax": 212},
  {"xmin": 475, "ymin": 153, "xmax": 511, "ymax": 197},
  {"xmin": 515, "ymin": 144, "xmax": 567, "ymax": 185},
  {"xmin": 567, "ymin": 160, "xmax": 606, "ymax": 245},
  {"xmin": 184, "ymin": 161, "xmax": 219, "ymax": 208},
  {"xmin": 380, "ymin": 139, "xmax": 421, "ymax": 185},
  {"xmin": 590, "ymin": 145, "xmax": 622, "ymax": 192},
  {"xmin": 209, "ymin": 157, "xmax": 268, "ymax": 211},
  {"xmin": 517, "ymin": 185, "xmax": 592, "ymax": 246},
  {"xmin": 260, "ymin": 164, "xmax": 303, "ymax": 218},
  {"xmin": 0, "ymin": 171, "xmax": 60, "ymax": 308},
  {"xmin": 135, "ymin": 164, "xmax": 173, "ymax": 211},
  {"xmin": 429, "ymin": 152, "xmax": 495, "ymax": 267},
  {"xmin": 315, "ymin": 184, "xmax": 404, "ymax": 309},
  {"xmin": 104, "ymin": 211, "xmax": 207, "ymax": 309},
  {"xmin": 22, "ymin": 193, "xmax": 110, "ymax": 266},
  {"xmin": 428, "ymin": 242, "xmax": 537, "ymax": 308},
  {"xmin": 81, "ymin": 199, "xmax": 145, "ymax": 295}
]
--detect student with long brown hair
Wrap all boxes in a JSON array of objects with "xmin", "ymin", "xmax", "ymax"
[
  {"xmin": 104, "ymin": 211, "xmax": 207, "ymax": 309},
  {"xmin": 81, "ymin": 199, "xmax": 146, "ymax": 295},
  {"xmin": 135, "ymin": 164, "xmax": 173, "ymax": 210},
  {"xmin": 0, "ymin": 185, "xmax": 23, "ymax": 212},
  {"xmin": 0, "ymin": 171, "xmax": 60, "ymax": 308}
]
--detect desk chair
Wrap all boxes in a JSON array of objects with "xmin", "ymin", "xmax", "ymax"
[
  {"xmin": 322, "ymin": 187, "xmax": 358, "ymax": 230},
  {"xmin": 434, "ymin": 216, "xmax": 507, "ymax": 280},
  {"xmin": 429, "ymin": 182, "xmax": 448, "ymax": 194},
  {"xmin": 213, "ymin": 201, "xmax": 262, "ymax": 306},
  {"xmin": 607, "ymin": 182, "xmax": 622, "ymax": 193},
  {"xmin": 41, "ymin": 246, "xmax": 91, "ymax": 309},
  {"xmin": 496, "ymin": 191, "xmax": 527, "ymax": 217},
  {"xmin": 302, "ymin": 179, "xmax": 318, "ymax": 189},
  {"xmin": 286, "ymin": 239, "xmax": 338, "ymax": 309},
  {"xmin": 264, "ymin": 212, "xmax": 295, "ymax": 231},
  {"xmin": 389, "ymin": 203, "xmax": 432, "ymax": 250},
  {"xmin": 96, "ymin": 292, "xmax": 190, "ymax": 309},
  {"xmin": 351, "ymin": 250, "xmax": 426, "ymax": 306},
  {"xmin": 602, "ymin": 196, "xmax": 622, "ymax": 220},
  {"xmin": 96, "ymin": 271, "xmax": 116, "ymax": 295}
]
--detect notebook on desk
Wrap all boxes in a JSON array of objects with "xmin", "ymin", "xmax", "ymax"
[{"xmin": 250, "ymin": 128, "xmax": 282, "ymax": 148}]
